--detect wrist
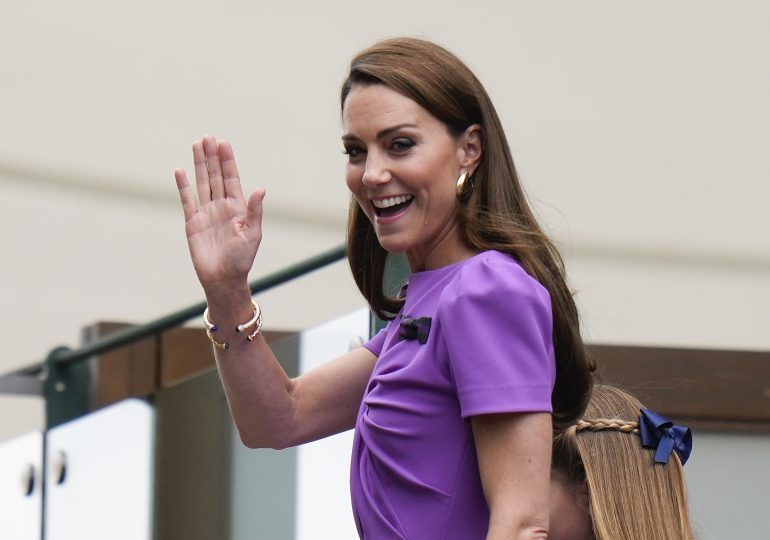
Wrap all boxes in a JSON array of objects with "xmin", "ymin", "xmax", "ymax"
[
  {"xmin": 203, "ymin": 278, "xmax": 250, "ymax": 302},
  {"xmin": 203, "ymin": 282, "xmax": 254, "ymax": 326}
]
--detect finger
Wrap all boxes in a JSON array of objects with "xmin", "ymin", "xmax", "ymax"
[
  {"xmin": 192, "ymin": 140, "xmax": 211, "ymax": 205},
  {"xmin": 203, "ymin": 135, "xmax": 225, "ymax": 200},
  {"xmin": 175, "ymin": 168, "xmax": 198, "ymax": 222},
  {"xmin": 218, "ymin": 139, "xmax": 244, "ymax": 201},
  {"xmin": 245, "ymin": 188, "xmax": 266, "ymax": 241}
]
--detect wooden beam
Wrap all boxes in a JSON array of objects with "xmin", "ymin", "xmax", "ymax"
[
  {"xmin": 158, "ymin": 327, "xmax": 295, "ymax": 388},
  {"xmin": 589, "ymin": 344, "xmax": 770, "ymax": 432},
  {"xmin": 79, "ymin": 322, "xmax": 769, "ymax": 433},
  {"xmin": 82, "ymin": 322, "xmax": 297, "ymax": 399},
  {"xmin": 81, "ymin": 322, "xmax": 157, "ymax": 409}
]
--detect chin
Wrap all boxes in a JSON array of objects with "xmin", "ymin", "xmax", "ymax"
[{"xmin": 374, "ymin": 235, "xmax": 412, "ymax": 254}]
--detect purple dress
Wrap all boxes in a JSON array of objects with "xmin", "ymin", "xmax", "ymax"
[{"xmin": 351, "ymin": 250, "xmax": 556, "ymax": 539}]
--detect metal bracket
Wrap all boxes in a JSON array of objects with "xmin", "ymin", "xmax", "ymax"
[{"xmin": 43, "ymin": 346, "xmax": 92, "ymax": 429}]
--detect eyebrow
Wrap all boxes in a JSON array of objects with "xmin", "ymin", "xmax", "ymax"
[{"xmin": 341, "ymin": 123, "xmax": 418, "ymax": 142}]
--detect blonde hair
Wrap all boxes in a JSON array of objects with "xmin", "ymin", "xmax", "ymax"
[{"xmin": 552, "ymin": 385, "xmax": 695, "ymax": 540}]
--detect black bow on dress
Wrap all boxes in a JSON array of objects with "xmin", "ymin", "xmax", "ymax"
[{"xmin": 398, "ymin": 316, "xmax": 432, "ymax": 344}]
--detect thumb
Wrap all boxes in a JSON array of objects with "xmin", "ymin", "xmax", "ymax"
[{"xmin": 245, "ymin": 187, "xmax": 266, "ymax": 233}]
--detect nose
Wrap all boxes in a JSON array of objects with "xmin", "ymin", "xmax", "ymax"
[{"xmin": 361, "ymin": 153, "xmax": 391, "ymax": 187}]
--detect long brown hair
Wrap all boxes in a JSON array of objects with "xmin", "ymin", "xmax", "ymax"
[
  {"xmin": 552, "ymin": 385, "xmax": 695, "ymax": 539},
  {"xmin": 341, "ymin": 37, "xmax": 593, "ymax": 429}
]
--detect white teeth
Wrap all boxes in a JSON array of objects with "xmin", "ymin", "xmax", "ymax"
[{"xmin": 372, "ymin": 195, "xmax": 413, "ymax": 209}]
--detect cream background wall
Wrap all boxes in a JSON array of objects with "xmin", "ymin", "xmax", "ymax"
[
  {"xmin": 1, "ymin": 0, "xmax": 768, "ymax": 536},
  {"xmin": 2, "ymin": 0, "xmax": 768, "ymax": 370}
]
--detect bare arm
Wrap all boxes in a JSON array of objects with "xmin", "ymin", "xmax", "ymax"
[
  {"xmin": 472, "ymin": 412, "xmax": 551, "ymax": 540},
  {"xmin": 213, "ymin": 321, "xmax": 375, "ymax": 449},
  {"xmin": 175, "ymin": 135, "xmax": 374, "ymax": 449}
]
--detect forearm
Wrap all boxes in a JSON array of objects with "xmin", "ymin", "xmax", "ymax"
[
  {"xmin": 474, "ymin": 413, "xmax": 551, "ymax": 540},
  {"xmin": 205, "ymin": 281, "xmax": 298, "ymax": 449},
  {"xmin": 203, "ymin": 280, "xmax": 374, "ymax": 449},
  {"xmin": 175, "ymin": 136, "xmax": 369, "ymax": 449}
]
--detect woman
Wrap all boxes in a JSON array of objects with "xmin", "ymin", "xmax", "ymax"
[
  {"xmin": 550, "ymin": 385, "xmax": 695, "ymax": 540},
  {"xmin": 174, "ymin": 37, "xmax": 593, "ymax": 539}
]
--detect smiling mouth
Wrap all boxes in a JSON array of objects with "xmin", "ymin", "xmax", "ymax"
[{"xmin": 372, "ymin": 195, "xmax": 414, "ymax": 218}]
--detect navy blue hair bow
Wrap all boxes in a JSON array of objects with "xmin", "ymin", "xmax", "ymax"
[
  {"xmin": 639, "ymin": 408, "xmax": 693, "ymax": 465},
  {"xmin": 398, "ymin": 316, "xmax": 431, "ymax": 345}
]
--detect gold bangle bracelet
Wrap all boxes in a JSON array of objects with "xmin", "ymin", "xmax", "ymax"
[
  {"xmin": 203, "ymin": 299, "xmax": 263, "ymax": 350},
  {"xmin": 205, "ymin": 328, "xmax": 230, "ymax": 350},
  {"xmin": 236, "ymin": 300, "xmax": 261, "ymax": 333},
  {"xmin": 202, "ymin": 307, "xmax": 218, "ymax": 332},
  {"xmin": 247, "ymin": 309, "xmax": 264, "ymax": 341}
]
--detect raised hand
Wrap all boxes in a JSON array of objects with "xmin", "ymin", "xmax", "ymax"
[{"xmin": 175, "ymin": 135, "xmax": 265, "ymax": 291}]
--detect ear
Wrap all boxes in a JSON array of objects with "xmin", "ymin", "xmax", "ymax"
[{"xmin": 457, "ymin": 123, "xmax": 483, "ymax": 174}]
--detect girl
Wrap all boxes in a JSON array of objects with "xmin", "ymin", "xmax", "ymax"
[{"xmin": 551, "ymin": 385, "xmax": 695, "ymax": 540}]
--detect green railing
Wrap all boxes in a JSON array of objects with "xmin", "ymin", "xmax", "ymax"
[
  {"xmin": 49, "ymin": 245, "xmax": 346, "ymax": 369},
  {"xmin": 0, "ymin": 245, "xmax": 347, "ymax": 427}
]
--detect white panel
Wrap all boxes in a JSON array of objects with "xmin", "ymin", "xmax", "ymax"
[
  {"xmin": 686, "ymin": 432, "xmax": 770, "ymax": 539},
  {"xmin": 295, "ymin": 309, "xmax": 370, "ymax": 540},
  {"xmin": 0, "ymin": 396, "xmax": 44, "ymax": 443},
  {"xmin": 45, "ymin": 399, "xmax": 154, "ymax": 540},
  {"xmin": 0, "ymin": 431, "xmax": 42, "ymax": 540}
]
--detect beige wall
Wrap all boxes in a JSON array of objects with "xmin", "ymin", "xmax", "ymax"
[
  {"xmin": 2, "ymin": 1, "xmax": 767, "ymax": 390},
  {"xmin": 2, "ymin": 1, "xmax": 768, "ymax": 373}
]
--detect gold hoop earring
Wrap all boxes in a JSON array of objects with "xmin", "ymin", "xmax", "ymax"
[{"xmin": 455, "ymin": 171, "xmax": 473, "ymax": 202}]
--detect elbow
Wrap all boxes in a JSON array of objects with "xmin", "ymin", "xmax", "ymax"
[
  {"xmin": 239, "ymin": 435, "xmax": 264, "ymax": 450},
  {"xmin": 236, "ymin": 426, "xmax": 295, "ymax": 451},
  {"xmin": 238, "ymin": 431, "xmax": 264, "ymax": 450},
  {"xmin": 233, "ymin": 397, "xmax": 301, "ymax": 450},
  {"xmin": 264, "ymin": 435, "xmax": 294, "ymax": 451}
]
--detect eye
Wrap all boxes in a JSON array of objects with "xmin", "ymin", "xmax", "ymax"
[
  {"xmin": 391, "ymin": 138, "xmax": 415, "ymax": 152},
  {"xmin": 343, "ymin": 145, "xmax": 366, "ymax": 159}
]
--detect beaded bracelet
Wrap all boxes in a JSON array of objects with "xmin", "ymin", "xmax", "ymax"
[{"xmin": 203, "ymin": 299, "xmax": 263, "ymax": 350}]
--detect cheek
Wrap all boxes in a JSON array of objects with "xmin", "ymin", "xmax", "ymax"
[
  {"xmin": 345, "ymin": 171, "xmax": 369, "ymax": 214},
  {"xmin": 549, "ymin": 482, "xmax": 593, "ymax": 540},
  {"xmin": 345, "ymin": 165, "xmax": 359, "ymax": 191},
  {"xmin": 423, "ymin": 176, "xmax": 458, "ymax": 213}
]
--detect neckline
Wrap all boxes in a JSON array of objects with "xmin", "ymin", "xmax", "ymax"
[{"xmin": 407, "ymin": 250, "xmax": 492, "ymax": 288}]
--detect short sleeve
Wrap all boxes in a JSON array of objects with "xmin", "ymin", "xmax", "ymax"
[
  {"xmin": 439, "ymin": 253, "xmax": 556, "ymax": 418},
  {"xmin": 363, "ymin": 326, "xmax": 388, "ymax": 357}
]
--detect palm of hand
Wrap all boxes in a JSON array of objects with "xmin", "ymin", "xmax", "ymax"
[
  {"xmin": 175, "ymin": 136, "xmax": 265, "ymax": 289},
  {"xmin": 185, "ymin": 196, "xmax": 260, "ymax": 284}
]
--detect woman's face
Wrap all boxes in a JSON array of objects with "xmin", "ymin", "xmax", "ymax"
[
  {"xmin": 342, "ymin": 83, "xmax": 480, "ymax": 270},
  {"xmin": 549, "ymin": 475, "xmax": 594, "ymax": 540}
]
